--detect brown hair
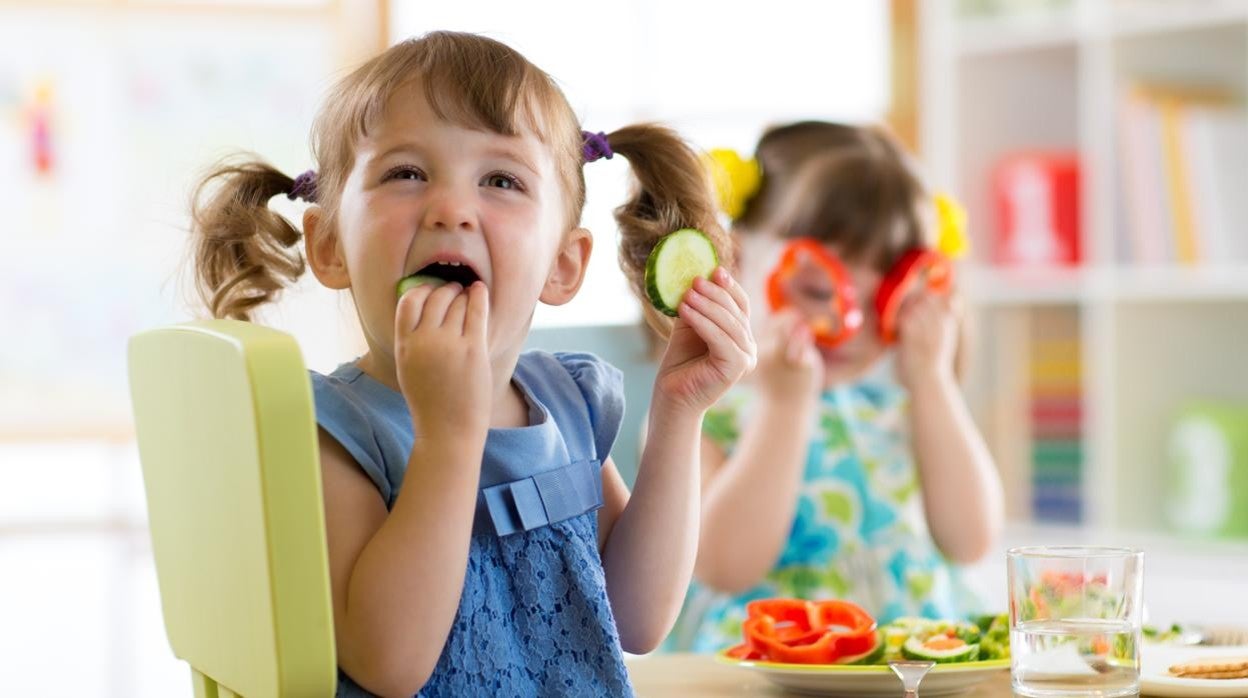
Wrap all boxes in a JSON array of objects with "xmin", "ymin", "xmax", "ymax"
[
  {"xmin": 734, "ymin": 121, "xmax": 870, "ymax": 233},
  {"xmin": 756, "ymin": 123, "xmax": 931, "ymax": 273},
  {"xmin": 608, "ymin": 124, "xmax": 730, "ymax": 340},
  {"xmin": 190, "ymin": 31, "xmax": 726, "ymax": 331},
  {"xmin": 190, "ymin": 159, "xmax": 306, "ymax": 320},
  {"xmin": 751, "ymin": 122, "xmax": 970, "ymax": 378}
]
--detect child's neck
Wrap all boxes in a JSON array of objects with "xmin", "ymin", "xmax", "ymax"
[{"xmin": 356, "ymin": 346, "xmax": 531, "ymax": 429}]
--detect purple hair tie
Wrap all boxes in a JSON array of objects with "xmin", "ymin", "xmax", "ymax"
[
  {"xmin": 287, "ymin": 169, "xmax": 318, "ymax": 203},
  {"xmin": 581, "ymin": 131, "xmax": 613, "ymax": 163}
]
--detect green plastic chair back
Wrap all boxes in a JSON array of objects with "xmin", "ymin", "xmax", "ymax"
[{"xmin": 128, "ymin": 320, "xmax": 337, "ymax": 698}]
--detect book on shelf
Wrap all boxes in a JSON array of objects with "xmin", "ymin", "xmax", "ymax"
[
  {"xmin": 1117, "ymin": 82, "xmax": 1247, "ymax": 266},
  {"xmin": 1032, "ymin": 483, "xmax": 1082, "ymax": 523},
  {"xmin": 1030, "ymin": 397, "xmax": 1081, "ymax": 439},
  {"xmin": 1029, "ymin": 333, "xmax": 1083, "ymax": 524}
]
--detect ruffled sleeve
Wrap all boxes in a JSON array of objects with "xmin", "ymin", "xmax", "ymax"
[
  {"xmin": 309, "ymin": 371, "xmax": 394, "ymax": 503},
  {"xmin": 553, "ymin": 352, "xmax": 625, "ymax": 464}
]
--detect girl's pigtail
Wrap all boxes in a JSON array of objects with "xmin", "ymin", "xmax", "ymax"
[
  {"xmin": 606, "ymin": 124, "xmax": 733, "ymax": 340},
  {"xmin": 190, "ymin": 157, "xmax": 307, "ymax": 321}
]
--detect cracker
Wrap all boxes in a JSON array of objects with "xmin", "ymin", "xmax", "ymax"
[{"xmin": 1168, "ymin": 656, "xmax": 1248, "ymax": 679}]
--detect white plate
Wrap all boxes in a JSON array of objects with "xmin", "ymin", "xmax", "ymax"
[
  {"xmin": 715, "ymin": 651, "xmax": 1010, "ymax": 697},
  {"xmin": 1141, "ymin": 645, "xmax": 1248, "ymax": 697}
]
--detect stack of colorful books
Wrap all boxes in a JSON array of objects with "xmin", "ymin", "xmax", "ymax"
[{"xmin": 1030, "ymin": 333, "xmax": 1082, "ymax": 523}]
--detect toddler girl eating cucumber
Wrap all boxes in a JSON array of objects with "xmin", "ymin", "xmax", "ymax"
[{"xmin": 188, "ymin": 31, "xmax": 755, "ymax": 696}]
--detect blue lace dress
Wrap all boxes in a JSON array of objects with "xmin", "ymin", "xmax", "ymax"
[{"xmin": 311, "ymin": 351, "xmax": 633, "ymax": 697}]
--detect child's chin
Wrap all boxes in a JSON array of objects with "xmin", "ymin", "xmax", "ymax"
[{"xmin": 819, "ymin": 348, "xmax": 884, "ymax": 388}]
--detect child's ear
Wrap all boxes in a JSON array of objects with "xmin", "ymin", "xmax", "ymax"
[
  {"xmin": 303, "ymin": 206, "xmax": 350, "ymax": 290},
  {"xmin": 540, "ymin": 227, "xmax": 593, "ymax": 306}
]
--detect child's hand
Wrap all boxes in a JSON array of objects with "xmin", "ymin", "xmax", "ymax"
[
  {"xmin": 754, "ymin": 308, "xmax": 823, "ymax": 402},
  {"xmin": 395, "ymin": 281, "xmax": 492, "ymax": 437},
  {"xmin": 894, "ymin": 290, "xmax": 958, "ymax": 390},
  {"xmin": 655, "ymin": 268, "xmax": 757, "ymax": 415}
]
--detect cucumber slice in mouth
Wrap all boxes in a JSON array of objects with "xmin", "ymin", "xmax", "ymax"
[
  {"xmin": 644, "ymin": 228, "xmax": 719, "ymax": 317},
  {"xmin": 396, "ymin": 261, "xmax": 481, "ymax": 298},
  {"xmin": 396, "ymin": 274, "xmax": 447, "ymax": 298}
]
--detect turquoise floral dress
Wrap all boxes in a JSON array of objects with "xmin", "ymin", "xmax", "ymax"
[{"xmin": 667, "ymin": 363, "xmax": 980, "ymax": 653}]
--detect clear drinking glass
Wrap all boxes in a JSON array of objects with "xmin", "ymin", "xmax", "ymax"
[{"xmin": 1007, "ymin": 546, "xmax": 1144, "ymax": 697}]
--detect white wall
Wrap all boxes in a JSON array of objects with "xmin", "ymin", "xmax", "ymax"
[{"xmin": 389, "ymin": 0, "xmax": 889, "ymax": 328}]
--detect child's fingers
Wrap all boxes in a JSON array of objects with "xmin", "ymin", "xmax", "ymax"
[
  {"xmin": 678, "ymin": 300, "xmax": 736, "ymax": 354},
  {"xmin": 684, "ymin": 286, "xmax": 752, "ymax": 356},
  {"xmin": 713, "ymin": 267, "xmax": 751, "ymax": 316},
  {"xmin": 787, "ymin": 323, "xmax": 813, "ymax": 364},
  {"xmin": 463, "ymin": 281, "xmax": 489, "ymax": 339},
  {"xmin": 897, "ymin": 292, "xmax": 950, "ymax": 342},
  {"xmin": 693, "ymin": 275, "xmax": 748, "ymax": 329},
  {"xmin": 898, "ymin": 291, "xmax": 932, "ymax": 324},
  {"xmin": 417, "ymin": 283, "xmax": 463, "ymax": 330},
  {"xmin": 766, "ymin": 308, "xmax": 803, "ymax": 356},
  {"xmin": 766, "ymin": 307, "xmax": 801, "ymax": 333},
  {"xmin": 396, "ymin": 284, "xmax": 436, "ymax": 333},
  {"xmin": 680, "ymin": 300, "xmax": 756, "ymax": 375},
  {"xmin": 914, "ymin": 292, "xmax": 946, "ymax": 322},
  {"xmin": 948, "ymin": 290, "xmax": 964, "ymax": 318},
  {"xmin": 443, "ymin": 287, "xmax": 469, "ymax": 330}
]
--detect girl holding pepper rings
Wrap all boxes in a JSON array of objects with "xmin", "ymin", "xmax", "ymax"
[{"xmin": 665, "ymin": 122, "xmax": 1004, "ymax": 654}]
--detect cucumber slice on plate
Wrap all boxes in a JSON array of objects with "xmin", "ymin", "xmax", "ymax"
[
  {"xmin": 396, "ymin": 274, "xmax": 448, "ymax": 298},
  {"xmin": 838, "ymin": 630, "xmax": 887, "ymax": 665},
  {"xmin": 901, "ymin": 634, "xmax": 980, "ymax": 663},
  {"xmin": 644, "ymin": 228, "xmax": 719, "ymax": 317}
]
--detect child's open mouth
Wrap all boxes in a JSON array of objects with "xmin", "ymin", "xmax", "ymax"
[
  {"xmin": 411, "ymin": 260, "xmax": 481, "ymax": 287},
  {"xmin": 396, "ymin": 260, "xmax": 486, "ymax": 298}
]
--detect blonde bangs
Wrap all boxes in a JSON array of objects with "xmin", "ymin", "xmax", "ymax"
[{"xmin": 311, "ymin": 32, "xmax": 585, "ymax": 225}]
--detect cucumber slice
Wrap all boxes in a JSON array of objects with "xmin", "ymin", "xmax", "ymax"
[
  {"xmin": 644, "ymin": 228, "xmax": 719, "ymax": 317},
  {"xmin": 396, "ymin": 274, "xmax": 447, "ymax": 298},
  {"xmin": 837, "ymin": 630, "xmax": 886, "ymax": 665},
  {"xmin": 901, "ymin": 635, "xmax": 980, "ymax": 663}
]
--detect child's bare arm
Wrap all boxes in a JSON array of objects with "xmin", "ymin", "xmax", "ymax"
[
  {"xmin": 897, "ymin": 293, "xmax": 1003, "ymax": 564},
  {"xmin": 323, "ymin": 282, "xmax": 492, "ymax": 697},
  {"xmin": 321, "ymin": 430, "xmax": 484, "ymax": 697},
  {"xmin": 695, "ymin": 308, "xmax": 822, "ymax": 594},
  {"xmin": 599, "ymin": 406, "xmax": 702, "ymax": 654},
  {"xmin": 908, "ymin": 373, "xmax": 1003, "ymax": 563},
  {"xmin": 695, "ymin": 390, "xmax": 817, "ymax": 594},
  {"xmin": 600, "ymin": 269, "xmax": 755, "ymax": 653}
]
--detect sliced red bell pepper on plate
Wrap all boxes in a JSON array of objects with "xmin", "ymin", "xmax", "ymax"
[{"xmin": 738, "ymin": 598, "xmax": 878, "ymax": 665}]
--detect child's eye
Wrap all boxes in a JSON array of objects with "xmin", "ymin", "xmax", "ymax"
[
  {"xmin": 798, "ymin": 285, "xmax": 835, "ymax": 302},
  {"xmin": 482, "ymin": 172, "xmax": 523, "ymax": 191},
  {"xmin": 384, "ymin": 166, "xmax": 426, "ymax": 182}
]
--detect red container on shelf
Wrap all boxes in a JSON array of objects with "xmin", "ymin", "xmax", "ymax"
[{"xmin": 992, "ymin": 152, "xmax": 1081, "ymax": 266}]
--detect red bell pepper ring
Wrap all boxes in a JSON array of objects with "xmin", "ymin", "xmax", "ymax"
[
  {"xmin": 766, "ymin": 239, "xmax": 863, "ymax": 348},
  {"xmin": 874, "ymin": 248, "xmax": 953, "ymax": 344},
  {"xmin": 743, "ymin": 599, "xmax": 824, "ymax": 652},
  {"xmin": 742, "ymin": 598, "xmax": 877, "ymax": 664},
  {"xmin": 725, "ymin": 643, "xmax": 763, "ymax": 661}
]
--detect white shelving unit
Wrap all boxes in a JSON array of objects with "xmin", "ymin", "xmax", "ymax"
[{"xmin": 921, "ymin": 0, "xmax": 1248, "ymax": 533}]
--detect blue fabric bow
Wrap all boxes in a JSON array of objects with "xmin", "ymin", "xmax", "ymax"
[{"xmin": 476, "ymin": 459, "xmax": 604, "ymax": 537}]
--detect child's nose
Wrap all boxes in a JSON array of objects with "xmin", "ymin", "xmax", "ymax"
[{"xmin": 422, "ymin": 183, "xmax": 477, "ymax": 233}]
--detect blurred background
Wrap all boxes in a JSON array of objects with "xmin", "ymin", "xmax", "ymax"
[{"xmin": 2, "ymin": 0, "xmax": 1247, "ymax": 695}]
